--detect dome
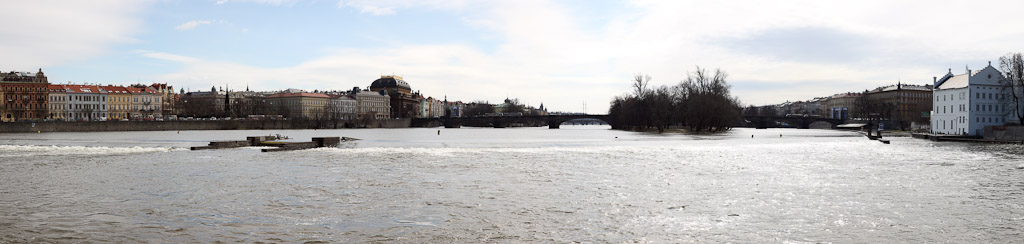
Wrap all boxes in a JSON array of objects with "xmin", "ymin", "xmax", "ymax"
[{"xmin": 370, "ymin": 76, "xmax": 411, "ymax": 90}]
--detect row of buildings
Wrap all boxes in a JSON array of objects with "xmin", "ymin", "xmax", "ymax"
[
  {"xmin": 755, "ymin": 62, "xmax": 1024, "ymax": 135},
  {"xmin": 748, "ymin": 82, "xmax": 933, "ymax": 130},
  {"xmin": 2, "ymin": 71, "xmax": 547, "ymax": 122},
  {"xmin": 2, "ymin": 69, "xmax": 174, "ymax": 122},
  {"xmin": 176, "ymin": 75, "xmax": 470, "ymax": 121}
]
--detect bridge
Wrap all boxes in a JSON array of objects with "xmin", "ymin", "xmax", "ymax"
[
  {"xmin": 411, "ymin": 114, "xmax": 611, "ymax": 129},
  {"xmin": 743, "ymin": 115, "xmax": 844, "ymax": 129}
]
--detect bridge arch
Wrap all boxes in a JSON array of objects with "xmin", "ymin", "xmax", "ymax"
[
  {"xmin": 411, "ymin": 114, "xmax": 613, "ymax": 129},
  {"xmin": 743, "ymin": 115, "xmax": 843, "ymax": 129},
  {"xmin": 547, "ymin": 117, "xmax": 611, "ymax": 129}
]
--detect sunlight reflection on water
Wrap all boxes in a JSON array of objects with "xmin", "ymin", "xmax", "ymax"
[{"xmin": 1, "ymin": 127, "xmax": 1023, "ymax": 242}]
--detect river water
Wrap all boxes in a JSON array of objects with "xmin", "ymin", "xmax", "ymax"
[{"xmin": 1, "ymin": 126, "xmax": 1023, "ymax": 243}]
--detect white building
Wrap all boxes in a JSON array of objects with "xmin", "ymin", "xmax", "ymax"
[
  {"xmin": 931, "ymin": 63, "xmax": 1016, "ymax": 136},
  {"xmin": 63, "ymin": 85, "xmax": 109, "ymax": 121}
]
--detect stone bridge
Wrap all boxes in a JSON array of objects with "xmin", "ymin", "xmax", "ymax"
[
  {"xmin": 411, "ymin": 114, "xmax": 612, "ymax": 129},
  {"xmin": 743, "ymin": 115, "xmax": 844, "ymax": 129}
]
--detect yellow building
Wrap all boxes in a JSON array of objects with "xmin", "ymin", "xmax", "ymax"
[
  {"xmin": 103, "ymin": 86, "xmax": 131, "ymax": 120},
  {"xmin": 266, "ymin": 92, "xmax": 331, "ymax": 119}
]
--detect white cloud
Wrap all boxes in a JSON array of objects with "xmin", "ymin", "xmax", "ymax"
[
  {"xmin": 338, "ymin": 2, "xmax": 396, "ymax": 16},
  {"xmin": 140, "ymin": 0, "xmax": 1024, "ymax": 111},
  {"xmin": 134, "ymin": 50, "xmax": 201, "ymax": 63},
  {"xmin": 336, "ymin": 0, "xmax": 472, "ymax": 15},
  {"xmin": 595, "ymin": 0, "xmax": 1024, "ymax": 105},
  {"xmin": 176, "ymin": 20, "xmax": 213, "ymax": 30},
  {"xmin": 0, "ymin": 0, "xmax": 148, "ymax": 70},
  {"xmin": 217, "ymin": 0, "xmax": 303, "ymax": 5}
]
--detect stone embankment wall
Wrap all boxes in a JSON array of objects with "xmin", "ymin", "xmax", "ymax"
[
  {"xmin": 0, "ymin": 119, "xmax": 411, "ymax": 133},
  {"xmin": 984, "ymin": 125, "xmax": 1024, "ymax": 141}
]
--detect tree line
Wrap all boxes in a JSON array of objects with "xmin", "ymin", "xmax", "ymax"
[
  {"xmin": 608, "ymin": 67, "xmax": 743, "ymax": 133},
  {"xmin": 1000, "ymin": 52, "xmax": 1024, "ymax": 124}
]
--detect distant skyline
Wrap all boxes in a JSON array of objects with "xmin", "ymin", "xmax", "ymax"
[{"xmin": 4, "ymin": 0, "xmax": 1024, "ymax": 112}]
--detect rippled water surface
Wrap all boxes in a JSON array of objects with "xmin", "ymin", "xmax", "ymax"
[{"xmin": 2, "ymin": 126, "xmax": 1024, "ymax": 243}]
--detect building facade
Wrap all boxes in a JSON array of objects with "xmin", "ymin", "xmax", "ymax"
[
  {"xmin": 447, "ymin": 101, "xmax": 464, "ymax": 117},
  {"xmin": 266, "ymin": 92, "xmax": 331, "ymax": 119},
  {"xmin": 329, "ymin": 94, "xmax": 358, "ymax": 120},
  {"xmin": 62, "ymin": 85, "xmax": 109, "ymax": 121},
  {"xmin": 127, "ymin": 86, "xmax": 161, "ymax": 119},
  {"xmin": 931, "ymin": 64, "xmax": 1015, "ymax": 136},
  {"xmin": 226, "ymin": 90, "xmax": 267, "ymax": 118},
  {"xmin": 369, "ymin": 75, "xmax": 419, "ymax": 118},
  {"xmin": 178, "ymin": 90, "xmax": 223, "ymax": 118},
  {"xmin": 104, "ymin": 86, "xmax": 132, "ymax": 120},
  {"xmin": 1, "ymin": 69, "xmax": 50, "ymax": 122},
  {"xmin": 865, "ymin": 83, "xmax": 933, "ymax": 129},
  {"xmin": 427, "ymin": 97, "xmax": 444, "ymax": 118},
  {"xmin": 149, "ymin": 83, "xmax": 176, "ymax": 117},
  {"xmin": 47, "ymin": 85, "xmax": 68, "ymax": 120},
  {"xmin": 353, "ymin": 88, "xmax": 391, "ymax": 119},
  {"xmin": 823, "ymin": 92, "xmax": 861, "ymax": 120}
]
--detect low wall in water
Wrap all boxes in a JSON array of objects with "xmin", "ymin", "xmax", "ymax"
[
  {"xmin": 984, "ymin": 125, "xmax": 1024, "ymax": 141},
  {"xmin": 0, "ymin": 119, "xmax": 411, "ymax": 133}
]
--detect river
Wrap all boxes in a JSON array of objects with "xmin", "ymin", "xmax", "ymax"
[{"xmin": 1, "ymin": 126, "xmax": 1023, "ymax": 243}]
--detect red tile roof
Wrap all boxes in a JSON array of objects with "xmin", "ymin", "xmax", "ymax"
[
  {"xmin": 61, "ymin": 85, "xmax": 106, "ymax": 94},
  {"xmin": 102, "ymin": 86, "xmax": 131, "ymax": 94},
  {"xmin": 124, "ymin": 86, "xmax": 156, "ymax": 94},
  {"xmin": 48, "ymin": 84, "xmax": 66, "ymax": 92}
]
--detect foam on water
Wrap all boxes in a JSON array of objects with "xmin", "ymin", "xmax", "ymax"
[
  {"xmin": 3, "ymin": 128, "xmax": 1024, "ymax": 243},
  {"xmin": 0, "ymin": 144, "xmax": 183, "ymax": 157}
]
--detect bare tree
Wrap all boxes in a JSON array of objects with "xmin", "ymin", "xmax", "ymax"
[
  {"xmin": 647, "ymin": 86, "xmax": 674, "ymax": 132},
  {"xmin": 503, "ymin": 99, "xmax": 525, "ymax": 114},
  {"xmin": 853, "ymin": 90, "xmax": 896, "ymax": 136},
  {"xmin": 675, "ymin": 67, "xmax": 742, "ymax": 132},
  {"xmin": 1000, "ymin": 52, "xmax": 1024, "ymax": 124},
  {"xmin": 609, "ymin": 67, "xmax": 741, "ymax": 133},
  {"xmin": 632, "ymin": 73, "xmax": 651, "ymax": 100},
  {"xmin": 463, "ymin": 101, "xmax": 495, "ymax": 117}
]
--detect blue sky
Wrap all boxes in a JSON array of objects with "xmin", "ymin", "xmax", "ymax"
[{"xmin": 4, "ymin": 0, "xmax": 1024, "ymax": 112}]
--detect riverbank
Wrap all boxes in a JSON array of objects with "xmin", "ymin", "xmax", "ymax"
[
  {"xmin": 0, "ymin": 119, "xmax": 412, "ymax": 133},
  {"xmin": 911, "ymin": 132, "xmax": 1024, "ymax": 144}
]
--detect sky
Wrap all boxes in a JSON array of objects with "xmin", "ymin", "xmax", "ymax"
[{"xmin": 3, "ymin": 0, "xmax": 1024, "ymax": 113}]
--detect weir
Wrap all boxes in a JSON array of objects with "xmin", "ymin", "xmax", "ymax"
[{"xmin": 190, "ymin": 136, "xmax": 352, "ymax": 152}]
